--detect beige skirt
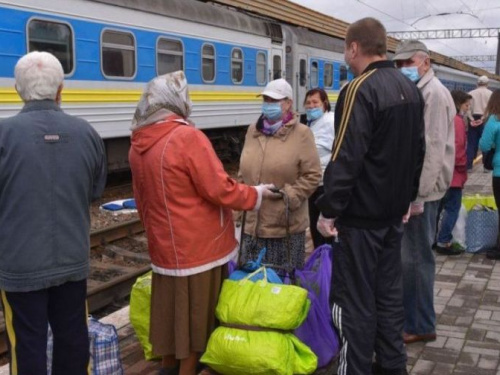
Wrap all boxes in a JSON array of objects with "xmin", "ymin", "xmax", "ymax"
[{"xmin": 149, "ymin": 265, "xmax": 227, "ymax": 359}]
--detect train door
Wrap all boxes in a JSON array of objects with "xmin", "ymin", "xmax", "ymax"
[
  {"xmin": 296, "ymin": 53, "xmax": 308, "ymax": 112},
  {"xmin": 271, "ymin": 48, "xmax": 283, "ymax": 81}
]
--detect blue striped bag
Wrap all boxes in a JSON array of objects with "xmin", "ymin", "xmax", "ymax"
[
  {"xmin": 89, "ymin": 317, "xmax": 124, "ymax": 375},
  {"xmin": 47, "ymin": 318, "xmax": 124, "ymax": 375}
]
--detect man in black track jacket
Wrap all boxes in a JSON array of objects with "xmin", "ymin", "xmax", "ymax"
[{"xmin": 316, "ymin": 18, "xmax": 425, "ymax": 375}]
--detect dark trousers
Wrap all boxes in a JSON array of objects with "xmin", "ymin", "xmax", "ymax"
[
  {"xmin": 332, "ymin": 223, "xmax": 406, "ymax": 375},
  {"xmin": 466, "ymin": 115, "xmax": 484, "ymax": 169},
  {"xmin": 309, "ymin": 186, "xmax": 328, "ymax": 249},
  {"xmin": 1, "ymin": 280, "xmax": 89, "ymax": 375},
  {"xmin": 437, "ymin": 188, "xmax": 463, "ymax": 244}
]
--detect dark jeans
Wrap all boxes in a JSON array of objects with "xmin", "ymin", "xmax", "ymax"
[
  {"xmin": 437, "ymin": 188, "xmax": 463, "ymax": 245},
  {"xmin": 1, "ymin": 280, "xmax": 89, "ymax": 375},
  {"xmin": 332, "ymin": 223, "xmax": 406, "ymax": 375},
  {"xmin": 309, "ymin": 186, "xmax": 328, "ymax": 249},
  {"xmin": 467, "ymin": 115, "xmax": 484, "ymax": 169},
  {"xmin": 401, "ymin": 200, "xmax": 440, "ymax": 335}
]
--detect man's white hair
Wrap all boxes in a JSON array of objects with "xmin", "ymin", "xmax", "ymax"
[{"xmin": 14, "ymin": 51, "xmax": 64, "ymax": 101}]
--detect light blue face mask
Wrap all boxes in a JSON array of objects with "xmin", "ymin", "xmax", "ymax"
[
  {"xmin": 306, "ymin": 107, "xmax": 324, "ymax": 122},
  {"xmin": 262, "ymin": 102, "xmax": 282, "ymax": 121},
  {"xmin": 400, "ymin": 66, "xmax": 420, "ymax": 82}
]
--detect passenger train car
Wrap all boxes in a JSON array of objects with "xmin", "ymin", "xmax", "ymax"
[{"xmin": 0, "ymin": 0, "xmax": 498, "ymax": 170}]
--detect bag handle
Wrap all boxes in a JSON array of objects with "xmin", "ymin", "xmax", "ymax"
[{"xmin": 239, "ymin": 266, "xmax": 268, "ymax": 285}]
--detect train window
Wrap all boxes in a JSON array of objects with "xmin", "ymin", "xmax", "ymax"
[
  {"xmin": 324, "ymin": 63, "xmax": 333, "ymax": 88},
  {"xmin": 102, "ymin": 30, "xmax": 136, "ymax": 78},
  {"xmin": 311, "ymin": 61, "xmax": 318, "ymax": 88},
  {"xmin": 157, "ymin": 38, "xmax": 184, "ymax": 75},
  {"xmin": 231, "ymin": 48, "xmax": 243, "ymax": 84},
  {"xmin": 202, "ymin": 44, "xmax": 215, "ymax": 82},
  {"xmin": 273, "ymin": 55, "xmax": 282, "ymax": 80},
  {"xmin": 256, "ymin": 52, "xmax": 266, "ymax": 85},
  {"xmin": 28, "ymin": 19, "xmax": 74, "ymax": 75},
  {"xmin": 299, "ymin": 59, "xmax": 307, "ymax": 87},
  {"xmin": 339, "ymin": 65, "xmax": 348, "ymax": 82}
]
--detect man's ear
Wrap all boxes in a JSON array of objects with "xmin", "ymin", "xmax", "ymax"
[
  {"xmin": 55, "ymin": 84, "xmax": 63, "ymax": 104},
  {"xmin": 424, "ymin": 56, "xmax": 431, "ymax": 69},
  {"xmin": 350, "ymin": 42, "xmax": 359, "ymax": 58}
]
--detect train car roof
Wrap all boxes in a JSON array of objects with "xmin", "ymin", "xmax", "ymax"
[
  {"xmin": 88, "ymin": 0, "xmax": 282, "ymax": 41},
  {"xmin": 283, "ymin": 25, "xmax": 344, "ymax": 53}
]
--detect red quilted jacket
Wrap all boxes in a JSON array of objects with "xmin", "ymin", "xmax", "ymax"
[{"xmin": 129, "ymin": 115, "xmax": 257, "ymax": 276}]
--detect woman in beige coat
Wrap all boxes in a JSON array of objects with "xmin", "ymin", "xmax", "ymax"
[{"xmin": 238, "ymin": 78, "xmax": 321, "ymax": 270}]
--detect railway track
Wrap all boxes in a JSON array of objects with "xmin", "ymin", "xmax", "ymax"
[{"xmin": 0, "ymin": 218, "xmax": 148, "ymax": 356}]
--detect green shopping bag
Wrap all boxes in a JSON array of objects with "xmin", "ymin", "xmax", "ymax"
[
  {"xmin": 201, "ymin": 327, "xmax": 317, "ymax": 375},
  {"xmin": 216, "ymin": 267, "xmax": 310, "ymax": 330},
  {"xmin": 129, "ymin": 271, "xmax": 159, "ymax": 360}
]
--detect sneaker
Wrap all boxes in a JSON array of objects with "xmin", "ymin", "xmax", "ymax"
[
  {"xmin": 435, "ymin": 242, "xmax": 464, "ymax": 256},
  {"xmin": 486, "ymin": 250, "xmax": 500, "ymax": 260},
  {"xmin": 372, "ymin": 363, "xmax": 408, "ymax": 375}
]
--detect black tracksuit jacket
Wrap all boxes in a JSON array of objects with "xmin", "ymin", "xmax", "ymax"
[{"xmin": 317, "ymin": 60, "xmax": 426, "ymax": 229}]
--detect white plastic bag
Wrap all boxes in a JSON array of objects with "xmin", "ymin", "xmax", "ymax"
[{"xmin": 451, "ymin": 204, "xmax": 467, "ymax": 248}]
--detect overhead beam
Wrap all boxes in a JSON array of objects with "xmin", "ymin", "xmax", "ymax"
[
  {"xmin": 451, "ymin": 55, "xmax": 497, "ymax": 62},
  {"xmin": 387, "ymin": 28, "xmax": 500, "ymax": 40}
]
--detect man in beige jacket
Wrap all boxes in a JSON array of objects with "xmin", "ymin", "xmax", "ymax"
[
  {"xmin": 467, "ymin": 75, "xmax": 492, "ymax": 169},
  {"xmin": 394, "ymin": 39, "xmax": 456, "ymax": 344}
]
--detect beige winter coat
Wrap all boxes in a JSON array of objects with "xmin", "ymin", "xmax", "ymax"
[
  {"xmin": 238, "ymin": 115, "xmax": 321, "ymax": 238},
  {"xmin": 416, "ymin": 68, "xmax": 456, "ymax": 202}
]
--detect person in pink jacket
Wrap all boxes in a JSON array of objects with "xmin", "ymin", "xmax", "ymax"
[
  {"xmin": 128, "ymin": 71, "xmax": 273, "ymax": 375},
  {"xmin": 435, "ymin": 90, "xmax": 471, "ymax": 255}
]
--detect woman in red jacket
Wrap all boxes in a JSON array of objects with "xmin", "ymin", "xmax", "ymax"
[
  {"xmin": 435, "ymin": 90, "xmax": 472, "ymax": 256},
  {"xmin": 129, "ymin": 71, "xmax": 273, "ymax": 375}
]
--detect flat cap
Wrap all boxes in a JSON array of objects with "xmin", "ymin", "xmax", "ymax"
[{"xmin": 393, "ymin": 39, "xmax": 429, "ymax": 61}]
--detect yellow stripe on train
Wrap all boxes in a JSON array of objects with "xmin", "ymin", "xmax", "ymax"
[
  {"xmin": 327, "ymin": 93, "xmax": 339, "ymax": 103},
  {"xmin": 0, "ymin": 88, "xmax": 263, "ymax": 104}
]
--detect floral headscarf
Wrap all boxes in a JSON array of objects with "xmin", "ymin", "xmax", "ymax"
[{"xmin": 131, "ymin": 70, "xmax": 192, "ymax": 130}]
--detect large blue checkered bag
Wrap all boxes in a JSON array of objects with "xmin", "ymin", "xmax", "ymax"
[
  {"xmin": 47, "ymin": 318, "xmax": 123, "ymax": 375},
  {"xmin": 465, "ymin": 208, "xmax": 498, "ymax": 253},
  {"xmin": 88, "ymin": 317, "xmax": 124, "ymax": 375}
]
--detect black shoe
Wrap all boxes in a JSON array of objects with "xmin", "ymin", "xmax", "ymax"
[
  {"xmin": 486, "ymin": 250, "xmax": 500, "ymax": 260},
  {"xmin": 158, "ymin": 366, "xmax": 179, "ymax": 375},
  {"xmin": 372, "ymin": 363, "xmax": 408, "ymax": 375},
  {"xmin": 435, "ymin": 244, "xmax": 463, "ymax": 256}
]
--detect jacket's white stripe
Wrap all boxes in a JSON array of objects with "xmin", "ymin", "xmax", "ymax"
[{"xmin": 333, "ymin": 303, "xmax": 348, "ymax": 375}]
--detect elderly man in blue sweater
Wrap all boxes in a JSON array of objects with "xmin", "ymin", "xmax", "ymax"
[{"xmin": 0, "ymin": 51, "xmax": 107, "ymax": 374}]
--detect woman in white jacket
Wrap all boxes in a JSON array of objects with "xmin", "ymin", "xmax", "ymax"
[{"xmin": 304, "ymin": 88, "xmax": 335, "ymax": 248}]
